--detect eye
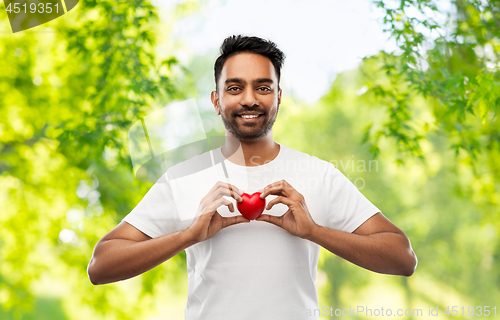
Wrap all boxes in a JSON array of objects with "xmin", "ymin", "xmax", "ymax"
[
  {"xmin": 258, "ymin": 87, "xmax": 271, "ymax": 92},
  {"xmin": 227, "ymin": 87, "xmax": 240, "ymax": 92}
]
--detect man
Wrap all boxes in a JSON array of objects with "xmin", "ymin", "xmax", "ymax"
[{"xmin": 87, "ymin": 35, "xmax": 417, "ymax": 319}]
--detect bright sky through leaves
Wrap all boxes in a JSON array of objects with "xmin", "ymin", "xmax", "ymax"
[{"xmin": 154, "ymin": 0, "xmax": 399, "ymax": 103}]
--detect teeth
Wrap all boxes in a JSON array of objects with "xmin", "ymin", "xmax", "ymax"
[{"xmin": 240, "ymin": 115, "xmax": 259, "ymax": 119}]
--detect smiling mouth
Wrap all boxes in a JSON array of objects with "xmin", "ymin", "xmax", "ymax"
[
  {"xmin": 236, "ymin": 114, "xmax": 264, "ymax": 123},
  {"xmin": 238, "ymin": 114, "xmax": 262, "ymax": 119}
]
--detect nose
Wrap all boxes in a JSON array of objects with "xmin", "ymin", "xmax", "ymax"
[{"xmin": 240, "ymin": 87, "xmax": 259, "ymax": 107}]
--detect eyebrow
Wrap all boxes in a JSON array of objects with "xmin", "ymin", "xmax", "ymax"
[{"xmin": 224, "ymin": 78, "xmax": 274, "ymax": 86}]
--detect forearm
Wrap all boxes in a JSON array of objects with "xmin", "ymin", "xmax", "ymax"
[
  {"xmin": 88, "ymin": 229, "xmax": 196, "ymax": 285},
  {"xmin": 307, "ymin": 225, "xmax": 417, "ymax": 276}
]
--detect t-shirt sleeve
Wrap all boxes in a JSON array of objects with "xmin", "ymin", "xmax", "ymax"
[
  {"xmin": 324, "ymin": 162, "xmax": 381, "ymax": 233},
  {"xmin": 122, "ymin": 172, "xmax": 188, "ymax": 238}
]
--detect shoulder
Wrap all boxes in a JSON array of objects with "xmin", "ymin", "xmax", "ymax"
[{"xmin": 165, "ymin": 148, "xmax": 215, "ymax": 181}]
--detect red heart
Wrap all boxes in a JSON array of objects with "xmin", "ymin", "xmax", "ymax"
[{"xmin": 237, "ymin": 192, "xmax": 266, "ymax": 220}]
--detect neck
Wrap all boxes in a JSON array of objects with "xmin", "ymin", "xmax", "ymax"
[{"xmin": 221, "ymin": 136, "xmax": 280, "ymax": 167}]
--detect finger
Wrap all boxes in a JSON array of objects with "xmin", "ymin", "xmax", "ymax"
[
  {"xmin": 208, "ymin": 185, "xmax": 243, "ymax": 203},
  {"xmin": 208, "ymin": 181, "xmax": 226, "ymax": 195},
  {"xmin": 224, "ymin": 182, "xmax": 244, "ymax": 201},
  {"xmin": 222, "ymin": 182, "xmax": 244, "ymax": 202},
  {"xmin": 207, "ymin": 197, "xmax": 234, "ymax": 213},
  {"xmin": 211, "ymin": 181, "xmax": 244, "ymax": 200},
  {"xmin": 258, "ymin": 182, "xmax": 276, "ymax": 199},
  {"xmin": 201, "ymin": 182, "xmax": 223, "ymax": 204},
  {"xmin": 259, "ymin": 185, "xmax": 285, "ymax": 199},
  {"xmin": 265, "ymin": 196, "xmax": 293, "ymax": 210},
  {"xmin": 221, "ymin": 215, "xmax": 250, "ymax": 228},
  {"xmin": 256, "ymin": 214, "xmax": 283, "ymax": 227},
  {"xmin": 259, "ymin": 181, "xmax": 292, "ymax": 199},
  {"xmin": 220, "ymin": 197, "xmax": 235, "ymax": 213}
]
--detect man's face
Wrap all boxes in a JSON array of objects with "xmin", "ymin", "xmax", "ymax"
[{"xmin": 211, "ymin": 52, "xmax": 282, "ymax": 142}]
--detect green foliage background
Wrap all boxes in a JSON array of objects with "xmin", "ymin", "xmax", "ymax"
[{"xmin": 0, "ymin": 0, "xmax": 499, "ymax": 319}]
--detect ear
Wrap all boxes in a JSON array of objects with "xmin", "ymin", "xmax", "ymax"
[
  {"xmin": 211, "ymin": 90, "xmax": 221, "ymax": 115},
  {"xmin": 278, "ymin": 87, "xmax": 282, "ymax": 105}
]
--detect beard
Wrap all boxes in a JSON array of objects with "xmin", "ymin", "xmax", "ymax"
[{"xmin": 219, "ymin": 104, "xmax": 279, "ymax": 141}]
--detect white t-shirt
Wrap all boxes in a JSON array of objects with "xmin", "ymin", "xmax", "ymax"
[{"xmin": 122, "ymin": 143, "xmax": 380, "ymax": 320}]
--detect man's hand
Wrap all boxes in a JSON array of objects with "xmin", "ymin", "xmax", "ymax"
[
  {"xmin": 256, "ymin": 181, "xmax": 417, "ymax": 276},
  {"xmin": 256, "ymin": 179, "xmax": 318, "ymax": 239},
  {"xmin": 186, "ymin": 181, "xmax": 250, "ymax": 243}
]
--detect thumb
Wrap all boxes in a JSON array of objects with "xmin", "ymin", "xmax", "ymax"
[
  {"xmin": 256, "ymin": 214, "xmax": 282, "ymax": 227},
  {"xmin": 221, "ymin": 215, "xmax": 250, "ymax": 228}
]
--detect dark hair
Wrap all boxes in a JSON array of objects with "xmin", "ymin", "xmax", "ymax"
[{"xmin": 214, "ymin": 35, "xmax": 286, "ymax": 92}]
